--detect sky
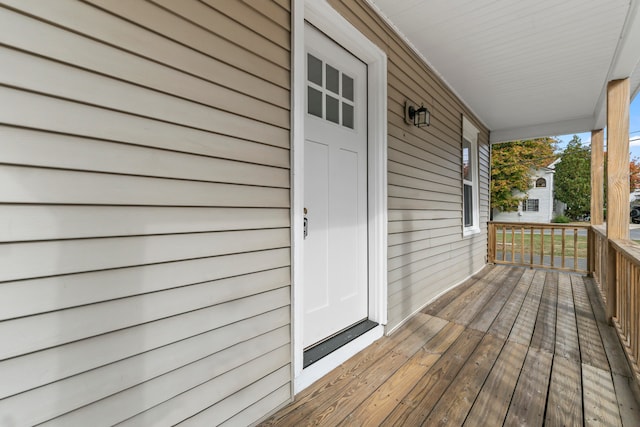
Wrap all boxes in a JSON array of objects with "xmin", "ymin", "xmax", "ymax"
[{"xmin": 555, "ymin": 93, "xmax": 640, "ymax": 158}]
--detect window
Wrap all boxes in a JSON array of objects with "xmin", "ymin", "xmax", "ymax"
[
  {"xmin": 522, "ymin": 199, "xmax": 540, "ymax": 212},
  {"xmin": 307, "ymin": 53, "xmax": 355, "ymax": 129},
  {"xmin": 535, "ymin": 178, "xmax": 546, "ymax": 188},
  {"xmin": 462, "ymin": 117, "xmax": 480, "ymax": 235}
]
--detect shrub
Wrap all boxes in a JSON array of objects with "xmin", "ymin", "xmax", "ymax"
[{"xmin": 552, "ymin": 215, "xmax": 571, "ymax": 223}]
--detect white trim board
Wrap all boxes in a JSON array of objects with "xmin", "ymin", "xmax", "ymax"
[{"xmin": 291, "ymin": 0, "xmax": 388, "ymax": 394}]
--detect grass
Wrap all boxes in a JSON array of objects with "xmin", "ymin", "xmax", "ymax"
[{"xmin": 495, "ymin": 230, "xmax": 588, "ymax": 258}]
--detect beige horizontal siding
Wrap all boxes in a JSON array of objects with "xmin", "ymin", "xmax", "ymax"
[
  {"xmin": 0, "ymin": 0, "xmax": 291, "ymax": 425},
  {"xmin": 332, "ymin": 0, "xmax": 490, "ymax": 329}
]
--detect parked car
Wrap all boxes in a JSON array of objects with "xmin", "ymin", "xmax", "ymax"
[{"xmin": 631, "ymin": 206, "xmax": 640, "ymax": 223}]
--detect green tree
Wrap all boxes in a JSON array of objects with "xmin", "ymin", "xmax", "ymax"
[
  {"xmin": 554, "ymin": 135, "xmax": 591, "ymax": 220},
  {"xmin": 491, "ymin": 137, "xmax": 557, "ymax": 212}
]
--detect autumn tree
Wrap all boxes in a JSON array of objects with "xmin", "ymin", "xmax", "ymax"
[
  {"xmin": 491, "ymin": 137, "xmax": 557, "ymax": 212},
  {"xmin": 630, "ymin": 157, "xmax": 640, "ymax": 191},
  {"xmin": 554, "ymin": 135, "xmax": 591, "ymax": 219}
]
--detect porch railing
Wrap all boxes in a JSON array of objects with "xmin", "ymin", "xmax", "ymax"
[{"xmin": 488, "ymin": 221, "xmax": 589, "ymax": 273}]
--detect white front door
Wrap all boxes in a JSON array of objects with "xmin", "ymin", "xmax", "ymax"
[{"xmin": 303, "ymin": 24, "xmax": 368, "ymax": 348}]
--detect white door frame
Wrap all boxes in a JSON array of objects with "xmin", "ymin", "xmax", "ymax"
[{"xmin": 291, "ymin": 0, "xmax": 388, "ymax": 392}]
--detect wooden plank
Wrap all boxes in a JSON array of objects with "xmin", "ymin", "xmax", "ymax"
[
  {"xmin": 0, "ymin": 305, "xmax": 290, "ymax": 402},
  {"xmin": 554, "ymin": 273, "xmax": 580, "ymax": 361},
  {"xmin": 422, "ymin": 334, "xmax": 505, "ymax": 426},
  {"xmin": 0, "ymin": 273, "xmax": 290, "ymax": 361},
  {"xmin": 0, "ymin": 87, "xmax": 289, "ymax": 149},
  {"xmin": 0, "ymin": 165, "xmax": 289, "ymax": 208},
  {"xmin": 1, "ymin": 329, "xmax": 290, "ymax": 426},
  {"xmin": 0, "ymin": 226, "xmax": 289, "ymax": 282},
  {"xmin": 1, "ymin": 127, "xmax": 289, "ymax": 188},
  {"xmin": 591, "ymin": 128, "xmax": 604, "ymax": 225},
  {"xmin": 436, "ymin": 265, "xmax": 508, "ymax": 325},
  {"xmin": 422, "ymin": 266, "xmax": 494, "ymax": 316},
  {"xmin": 293, "ymin": 318, "xmax": 450, "ymax": 426},
  {"xmin": 606, "ymin": 78, "xmax": 631, "ymax": 241},
  {"xmin": 339, "ymin": 349, "xmax": 441, "ymax": 426},
  {"xmin": 508, "ymin": 269, "xmax": 546, "ymax": 346},
  {"xmin": 464, "ymin": 340, "xmax": 529, "ymax": 426},
  {"xmin": 611, "ymin": 373, "xmax": 640, "ymax": 426},
  {"xmin": 260, "ymin": 313, "xmax": 434, "ymax": 425},
  {"xmin": 381, "ymin": 329, "xmax": 484, "ymax": 426},
  {"xmin": 66, "ymin": 344, "xmax": 291, "ymax": 426},
  {"xmin": 0, "ymin": 6, "xmax": 289, "ymax": 109},
  {"xmin": 583, "ymin": 364, "xmax": 623, "ymax": 426},
  {"xmin": 0, "ymin": 248, "xmax": 289, "ymax": 321},
  {"xmin": 467, "ymin": 266, "xmax": 524, "ymax": 332},
  {"xmin": 546, "ymin": 356, "xmax": 583, "ymax": 426},
  {"xmin": 530, "ymin": 272, "xmax": 558, "ymax": 354},
  {"xmin": 572, "ymin": 275, "xmax": 610, "ymax": 370},
  {"xmin": 488, "ymin": 268, "xmax": 533, "ymax": 339},
  {"xmin": 0, "ymin": 205, "xmax": 289, "ymax": 243},
  {"xmin": 504, "ymin": 348, "xmax": 553, "ymax": 426}
]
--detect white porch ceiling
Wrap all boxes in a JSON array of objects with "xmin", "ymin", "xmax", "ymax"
[{"xmin": 369, "ymin": 0, "xmax": 640, "ymax": 142}]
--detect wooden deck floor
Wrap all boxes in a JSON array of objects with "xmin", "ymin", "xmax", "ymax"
[{"xmin": 261, "ymin": 265, "xmax": 640, "ymax": 426}]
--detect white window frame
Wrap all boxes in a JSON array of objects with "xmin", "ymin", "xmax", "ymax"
[
  {"xmin": 462, "ymin": 116, "xmax": 480, "ymax": 236},
  {"xmin": 523, "ymin": 199, "xmax": 540, "ymax": 212}
]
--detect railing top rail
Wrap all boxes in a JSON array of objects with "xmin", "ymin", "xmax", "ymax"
[
  {"xmin": 592, "ymin": 224, "xmax": 607, "ymax": 237},
  {"xmin": 610, "ymin": 238, "xmax": 640, "ymax": 269},
  {"xmin": 489, "ymin": 221, "xmax": 590, "ymax": 230}
]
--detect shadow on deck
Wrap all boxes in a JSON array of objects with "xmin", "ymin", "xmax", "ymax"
[{"xmin": 261, "ymin": 265, "xmax": 640, "ymax": 426}]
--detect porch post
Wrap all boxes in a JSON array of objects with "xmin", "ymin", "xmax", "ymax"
[
  {"xmin": 589, "ymin": 129, "xmax": 604, "ymax": 275},
  {"xmin": 606, "ymin": 78, "xmax": 630, "ymax": 321},
  {"xmin": 591, "ymin": 129, "xmax": 604, "ymax": 225}
]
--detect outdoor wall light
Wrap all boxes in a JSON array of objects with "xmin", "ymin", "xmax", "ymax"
[{"xmin": 404, "ymin": 101, "xmax": 430, "ymax": 128}]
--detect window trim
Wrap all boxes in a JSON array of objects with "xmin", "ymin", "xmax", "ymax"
[{"xmin": 462, "ymin": 116, "xmax": 480, "ymax": 236}]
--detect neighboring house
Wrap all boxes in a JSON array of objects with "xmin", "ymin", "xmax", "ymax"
[
  {"xmin": 1, "ymin": 0, "xmax": 639, "ymax": 425},
  {"xmin": 493, "ymin": 160, "xmax": 558, "ymax": 223}
]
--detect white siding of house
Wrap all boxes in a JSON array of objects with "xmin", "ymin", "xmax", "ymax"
[
  {"xmin": 493, "ymin": 168, "xmax": 555, "ymax": 223},
  {"xmin": 0, "ymin": 0, "xmax": 291, "ymax": 425}
]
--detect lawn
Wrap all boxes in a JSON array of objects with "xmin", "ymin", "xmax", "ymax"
[{"xmin": 495, "ymin": 230, "xmax": 588, "ymax": 259}]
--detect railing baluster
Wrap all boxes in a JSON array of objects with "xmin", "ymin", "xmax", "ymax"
[
  {"xmin": 574, "ymin": 228, "xmax": 579, "ymax": 272},
  {"xmin": 561, "ymin": 228, "xmax": 566, "ymax": 269},
  {"xmin": 550, "ymin": 228, "xmax": 555, "ymax": 268},
  {"xmin": 520, "ymin": 226, "xmax": 525, "ymax": 265},
  {"xmin": 501, "ymin": 225, "xmax": 506, "ymax": 262},
  {"xmin": 510, "ymin": 226, "xmax": 515, "ymax": 264},
  {"xmin": 530, "ymin": 226, "xmax": 534, "ymax": 267}
]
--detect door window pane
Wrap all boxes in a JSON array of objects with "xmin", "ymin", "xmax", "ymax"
[
  {"xmin": 307, "ymin": 54, "xmax": 322, "ymax": 86},
  {"xmin": 308, "ymin": 86, "xmax": 322, "ymax": 118},
  {"xmin": 326, "ymin": 64, "xmax": 339, "ymax": 94},
  {"xmin": 342, "ymin": 103, "xmax": 354, "ymax": 129},
  {"xmin": 326, "ymin": 95, "xmax": 339, "ymax": 124},
  {"xmin": 342, "ymin": 74, "xmax": 354, "ymax": 101}
]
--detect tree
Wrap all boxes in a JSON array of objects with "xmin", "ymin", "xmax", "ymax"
[
  {"xmin": 554, "ymin": 135, "xmax": 591, "ymax": 220},
  {"xmin": 491, "ymin": 137, "xmax": 557, "ymax": 212},
  {"xmin": 630, "ymin": 157, "xmax": 640, "ymax": 191}
]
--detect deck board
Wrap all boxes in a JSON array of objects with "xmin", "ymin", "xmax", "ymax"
[{"xmin": 260, "ymin": 266, "xmax": 640, "ymax": 426}]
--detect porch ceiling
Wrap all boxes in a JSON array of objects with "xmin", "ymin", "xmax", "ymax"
[{"xmin": 369, "ymin": 0, "xmax": 640, "ymax": 142}]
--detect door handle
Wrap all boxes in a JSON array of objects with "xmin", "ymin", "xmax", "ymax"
[{"xmin": 303, "ymin": 217, "xmax": 308, "ymax": 239}]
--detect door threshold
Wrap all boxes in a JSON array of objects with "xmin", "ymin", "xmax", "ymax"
[{"xmin": 303, "ymin": 319, "xmax": 378, "ymax": 368}]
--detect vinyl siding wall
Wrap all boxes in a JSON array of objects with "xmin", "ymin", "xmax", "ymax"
[
  {"xmin": 0, "ymin": 0, "xmax": 291, "ymax": 425},
  {"xmin": 329, "ymin": 0, "xmax": 491, "ymax": 330}
]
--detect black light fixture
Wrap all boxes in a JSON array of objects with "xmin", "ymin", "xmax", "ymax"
[{"xmin": 404, "ymin": 101, "xmax": 430, "ymax": 128}]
